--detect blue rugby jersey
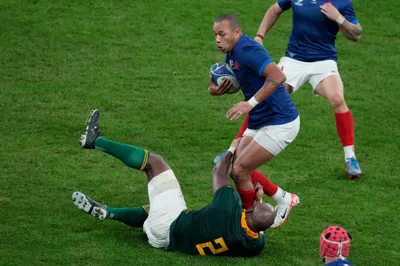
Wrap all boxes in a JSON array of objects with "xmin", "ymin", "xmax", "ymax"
[
  {"xmin": 225, "ymin": 34, "xmax": 298, "ymax": 129},
  {"xmin": 325, "ymin": 259, "xmax": 353, "ymax": 266},
  {"xmin": 278, "ymin": 0, "xmax": 359, "ymax": 62}
]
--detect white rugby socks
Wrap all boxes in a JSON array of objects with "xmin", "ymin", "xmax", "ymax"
[{"xmin": 344, "ymin": 145, "xmax": 355, "ymax": 161}]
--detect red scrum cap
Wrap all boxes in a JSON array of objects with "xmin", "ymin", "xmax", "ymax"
[{"xmin": 320, "ymin": 226, "xmax": 352, "ymax": 259}]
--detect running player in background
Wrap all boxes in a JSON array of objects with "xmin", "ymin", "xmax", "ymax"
[
  {"xmin": 73, "ymin": 109, "xmax": 275, "ymax": 257},
  {"xmin": 253, "ymin": 0, "xmax": 363, "ymax": 178}
]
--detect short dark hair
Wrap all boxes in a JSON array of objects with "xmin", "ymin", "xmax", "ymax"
[{"xmin": 214, "ymin": 14, "xmax": 240, "ymax": 29}]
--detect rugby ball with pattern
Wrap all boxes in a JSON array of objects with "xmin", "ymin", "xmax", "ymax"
[{"xmin": 210, "ymin": 62, "xmax": 240, "ymax": 94}]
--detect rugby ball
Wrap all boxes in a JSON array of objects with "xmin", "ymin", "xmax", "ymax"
[{"xmin": 210, "ymin": 62, "xmax": 240, "ymax": 94}]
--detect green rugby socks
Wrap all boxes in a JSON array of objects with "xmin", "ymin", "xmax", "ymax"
[
  {"xmin": 107, "ymin": 206, "xmax": 149, "ymax": 227},
  {"xmin": 94, "ymin": 137, "xmax": 149, "ymax": 171}
]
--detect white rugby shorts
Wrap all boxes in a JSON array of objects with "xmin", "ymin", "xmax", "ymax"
[
  {"xmin": 277, "ymin": 57, "xmax": 341, "ymax": 94},
  {"xmin": 243, "ymin": 116, "xmax": 300, "ymax": 156},
  {"xmin": 142, "ymin": 169, "xmax": 187, "ymax": 249}
]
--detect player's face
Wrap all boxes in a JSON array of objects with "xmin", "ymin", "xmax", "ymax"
[{"xmin": 213, "ymin": 20, "xmax": 241, "ymax": 53}]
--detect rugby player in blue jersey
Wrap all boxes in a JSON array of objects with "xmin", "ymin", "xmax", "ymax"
[
  {"xmin": 254, "ymin": 0, "xmax": 362, "ymax": 178},
  {"xmin": 209, "ymin": 14, "xmax": 300, "ymax": 229}
]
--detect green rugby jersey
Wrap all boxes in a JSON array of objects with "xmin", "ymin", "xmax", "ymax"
[{"xmin": 167, "ymin": 186, "xmax": 265, "ymax": 257}]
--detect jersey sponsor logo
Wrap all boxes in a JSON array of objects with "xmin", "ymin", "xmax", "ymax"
[
  {"xmin": 311, "ymin": 0, "xmax": 317, "ymax": 4},
  {"xmin": 196, "ymin": 237, "xmax": 229, "ymax": 256},
  {"xmin": 294, "ymin": 0, "xmax": 304, "ymax": 6}
]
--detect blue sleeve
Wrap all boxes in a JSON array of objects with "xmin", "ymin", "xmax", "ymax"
[
  {"xmin": 277, "ymin": 0, "xmax": 292, "ymax": 10},
  {"xmin": 239, "ymin": 46, "xmax": 273, "ymax": 77},
  {"xmin": 341, "ymin": 0, "xmax": 359, "ymax": 24}
]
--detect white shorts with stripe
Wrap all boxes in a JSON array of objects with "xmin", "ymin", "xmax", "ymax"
[
  {"xmin": 277, "ymin": 57, "xmax": 341, "ymax": 94},
  {"xmin": 243, "ymin": 116, "xmax": 300, "ymax": 156}
]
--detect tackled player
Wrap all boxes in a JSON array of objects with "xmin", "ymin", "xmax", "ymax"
[{"xmin": 72, "ymin": 109, "xmax": 275, "ymax": 257}]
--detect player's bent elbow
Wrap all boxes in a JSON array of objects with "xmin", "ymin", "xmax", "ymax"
[
  {"xmin": 275, "ymin": 71, "xmax": 286, "ymax": 85},
  {"xmin": 280, "ymin": 73, "xmax": 287, "ymax": 84}
]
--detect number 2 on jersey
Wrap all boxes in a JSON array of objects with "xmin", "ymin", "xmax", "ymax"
[{"xmin": 196, "ymin": 237, "xmax": 228, "ymax": 255}]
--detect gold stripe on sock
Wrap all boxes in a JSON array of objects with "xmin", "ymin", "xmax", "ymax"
[
  {"xmin": 142, "ymin": 205, "xmax": 150, "ymax": 214},
  {"xmin": 139, "ymin": 150, "xmax": 149, "ymax": 171}
]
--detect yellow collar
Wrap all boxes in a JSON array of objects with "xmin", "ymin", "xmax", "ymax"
[{"xmin": 241, "ymin": 211, "xmax": 259, "ymax": 239}]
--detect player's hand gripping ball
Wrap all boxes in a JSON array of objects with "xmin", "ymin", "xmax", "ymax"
[{"xmin": 210, "ymin": 62, "xmax": 240, "ymax": 94}]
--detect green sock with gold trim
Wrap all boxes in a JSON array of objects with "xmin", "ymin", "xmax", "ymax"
[
  {"xmin": 94, "ymin": 137, "xmax": 149, "ymax": 171},
  {"xmin": 106, "ymin": 206, "xmax": 149, "ymax": 227}
]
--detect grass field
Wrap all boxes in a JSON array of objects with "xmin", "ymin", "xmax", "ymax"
[{"xmin": 1, "ymin": 0, "xmax": 400, "ymax": 265}]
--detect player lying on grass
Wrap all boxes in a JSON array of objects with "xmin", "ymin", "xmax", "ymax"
[
  {"xmin": 73, "ymin": 109, "xmax": 275, "ymax": 256},
  {"xmin": 320, "ymin": 226, "xmax": 353, "ymax": 266}
]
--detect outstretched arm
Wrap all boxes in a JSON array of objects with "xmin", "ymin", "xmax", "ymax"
[
  {"xmin": 254, "ymin": 3, "xmax": 285, "ymax": 44},
  {"xmin": 212, "ymin": 139, "xmax": 239, "ymax": 193}
]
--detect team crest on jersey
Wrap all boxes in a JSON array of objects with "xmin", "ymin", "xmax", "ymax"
[
  {"xmin": 229, "ymin": 59, "xmax": 240, "ymax": 70},
  {"xmin": 233, "ymin": 61, "xmax": 240, "ymax": 70},
  {"xmin": 294, "ymin": 0, "xmax": 303, "ymax": 6}
]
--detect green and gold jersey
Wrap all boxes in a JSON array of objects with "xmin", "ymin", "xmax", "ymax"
[{"xmin": 167, "ymin": 186, "xmax": 265, "ymax": 257}]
